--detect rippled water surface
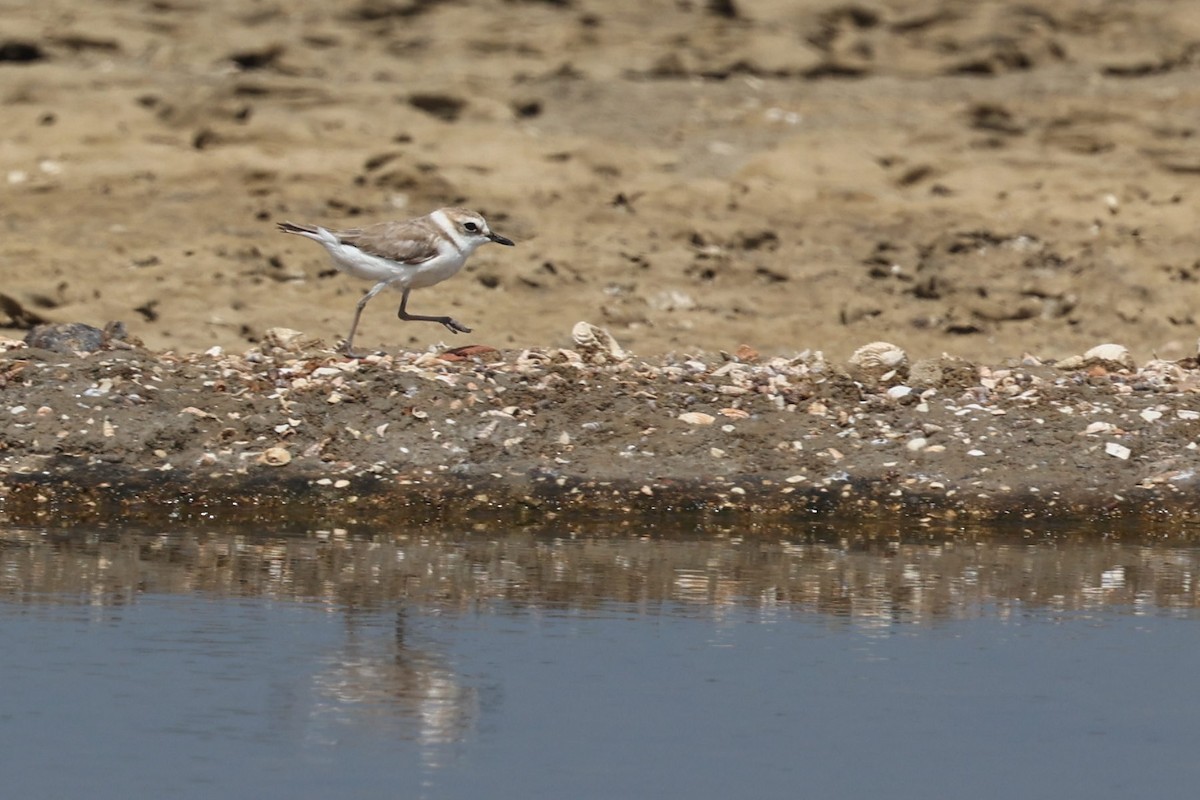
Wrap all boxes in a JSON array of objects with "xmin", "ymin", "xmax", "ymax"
[{"xmin": 3, "ymin": 525, "xmax": 1200, "ymax": 799}]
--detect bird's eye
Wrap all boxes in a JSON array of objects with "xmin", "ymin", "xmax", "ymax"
[{"xmin": 463, "ymin": 221, "xmax": 479, "ymax": 232}]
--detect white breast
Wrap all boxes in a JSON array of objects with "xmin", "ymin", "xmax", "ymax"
[{"xmin": 405, "ymin": 250, "xmax": 470, "ymax": 289}]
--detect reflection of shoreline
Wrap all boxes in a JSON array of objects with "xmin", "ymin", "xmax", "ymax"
[{"xmin": 2, "ymin": 528, "xmax": 1198, "ymax": 621}]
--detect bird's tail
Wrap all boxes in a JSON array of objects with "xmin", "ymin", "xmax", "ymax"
[{"xmin": 276, "ymin": 221, "xmax": 321, "ymax": 236}]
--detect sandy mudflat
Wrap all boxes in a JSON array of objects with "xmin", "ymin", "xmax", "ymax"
[{"xmin": 3, "ymin": 1, "xmax": 1200, "ymax": 528}]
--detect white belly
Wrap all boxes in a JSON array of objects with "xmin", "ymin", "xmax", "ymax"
[{"xmin": 327, "ymin": 242, "xmax": 467, "ymax": 290}]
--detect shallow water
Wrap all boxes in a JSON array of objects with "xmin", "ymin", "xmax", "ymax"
[{"xmin": 3, "ymin": 526, "xmax": 1200, "ymax": 799}]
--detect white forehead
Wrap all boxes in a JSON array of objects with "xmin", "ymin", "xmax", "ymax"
[{"xmin": 440, "ymin": 208, "xmax": 486, "ymax": 227}]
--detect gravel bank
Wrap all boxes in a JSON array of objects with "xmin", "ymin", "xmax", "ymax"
[{"xmin": 4, "ymin": 329, "xmax": 1200, "ymax": 531}]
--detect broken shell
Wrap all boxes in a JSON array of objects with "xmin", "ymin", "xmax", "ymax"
[
  {"xmin": 678, "ymin": 411, "xmax": 716, "ymax": 425},
  {"xmin": 260, "ymin": 447, "xmax": 292, "ymax": 466},
  {"xmin": 516, "ymin": 349, "xmax": 551, "ymax": 367},
  {"xmin": 1056, "ymin": 343, "xmax": 1134, "ymax": 371},
  {"xmin": 440, "ymin": 344, "xmax": 500, "ymax": 362},
  {"xmin": 262, "ymin": 327, "xmax": 310, "ymax": 353},
  {"xmin": 1104, "ymin": 441, "xmax": 1131, "ymax": 460},
  {"xmin": 1140, "ymin": 359, "xmax": 1186, "ymax": 385},
  {"xmin": 848, "ymin": 341, "xmax": 908, "ymax": 376},
  {"xmin": 735, "ymin": 344, "xmax": 760, "ymax": 363},
  {"xmin": 263, "ymin": 327, "xmax": 303, "ymax": 348},
  {"xmin": 1083, "ymin": 343, "xmax": 1134, "ymax": 370},
  {"xmin": 572, "ymin": 321, "xmax": 627, "ymax": 363}
]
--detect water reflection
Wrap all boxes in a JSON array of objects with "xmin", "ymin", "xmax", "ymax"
[
  {"xmin": 307, "ymin": 608, "xmax": 478, "ymax": 769},
  {"xmin": 3, "ymin": 526, "xmax": 1200, "ymax": 798},
  {"xmin": 3, "ymin": 526, "xmax": 1199, "ymax": 619}
]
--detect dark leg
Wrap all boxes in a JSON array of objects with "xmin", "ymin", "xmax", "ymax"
[{"xmin": 397, "ymin": 288, "xmax": 471, "ymax": 334}]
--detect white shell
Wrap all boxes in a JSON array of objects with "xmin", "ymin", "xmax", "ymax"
[
  {"xmin": 678, "ymin": 411, "xmax": 716, "ymax": 425},
  {"xmin": 1083, "ymin": 343, "xmax": 1134, "ymax": 369},
  {"xmin": 572, "ymin": 321, "xmax": 628, "ymax": 363},
  {"xmin": 848, "ymin": 341, "xmax": 908, "ymax": 371},
  {"xmin": 1056, "ymin": 343, "xmax": 1134, "ymax": 371},
  {"xmin": 1104, "ymin": 442, "xmax": 1131, "ymax": 460}
]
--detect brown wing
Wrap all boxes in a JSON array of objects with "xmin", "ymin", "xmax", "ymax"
[{"xmin": 333, "ymin": 219, "xmax": 442, "ymax": 263}]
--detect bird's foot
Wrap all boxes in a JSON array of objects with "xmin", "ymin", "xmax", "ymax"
[{"xmin": 339, "ymin": 341, "xmax": 381, "ymax": 359}]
